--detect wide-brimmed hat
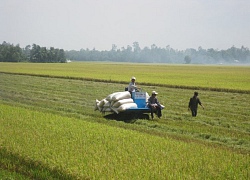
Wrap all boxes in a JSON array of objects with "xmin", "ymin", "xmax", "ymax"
[
  {"xmin": 131, "ymin": 76, "xmax": 136, "ymax": 80},
  {"xmin": 152, "ymin": 91, "xmax": 158, "ymax": 95}
]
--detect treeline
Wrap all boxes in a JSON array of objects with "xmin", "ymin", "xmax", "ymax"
[
  {"xmin": 0, "ymin": 41, "xmax": 66, "ymax": 63},
  {"xmin": 1, "ymin": 41, "xmax": 250, "ymax": 64},
  {"xmin": 66, "ymin": 42, "xmax": 250, "ymax": 64}
]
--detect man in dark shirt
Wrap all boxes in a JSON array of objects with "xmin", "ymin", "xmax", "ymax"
[
  {"xmin": 148, "ymin": 91, "xmax": 162, "ymax": 119},
  {"xmin": 188, "ymin": 91, "xmax": 204, "ymax": 117}
]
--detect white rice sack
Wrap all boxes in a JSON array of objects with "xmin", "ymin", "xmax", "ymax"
[
  {"xmin": 99, "ymin": 98, "xmax": 108, "ymax": 108},
  {"xmin": 111, "ymin": 91, "xmax": 131, "ymax": 101},
  {"xmin": 112, "ymin": 98, "xmax": 134, "ymax": 108},
  {"xmin": 110, "ymin": 107, "xmax": 119, "ymax": 114},
  {"xmin": 103, "ymin": 101, "xmax": 111, "ymax": 108},
  {"xmin": 97, "ymin": 99, "xmax": 108, "ymax": 112},
  {"xmin": 117, "ymin": 103, "xmax": 138, "ymax": 112},
  {"xmin": 94, "ymin": 99, "xmax": 100, "ymax": 111},
  {"xmin": 106, "ymin": 92, "xmax": 121, "ymax": 102},
  {"xmin": 98, "ymin": 106, "xmax": 102, "ymax": 112},
  {"xmin": 102, "ymin": 107, "xmax": 112, "ymax": 112},
  {"xmin": 110, "ymin": 100, "xmax": 115, "ymax": 106}
]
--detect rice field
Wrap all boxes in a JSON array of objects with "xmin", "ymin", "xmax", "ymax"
[
  {"xmin": 1, "ymin": 104, "xmax": 249, "ymax": 179},
  {"xmin": 0, "ymin": 62, "xmax": 249, "ymax": 179},
  {"xmin": 0, "ymin": 62, "xmax": 250, "ymax": 92}
]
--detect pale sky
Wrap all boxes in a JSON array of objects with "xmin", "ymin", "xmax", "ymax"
[{"xmin": 1, "ymin": 0, "xmax": 250, "ymax": 51}]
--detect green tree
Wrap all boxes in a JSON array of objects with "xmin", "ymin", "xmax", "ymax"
[{"xmin": 184, "ymin": 55, "xmax": 191, "ymax": 64}]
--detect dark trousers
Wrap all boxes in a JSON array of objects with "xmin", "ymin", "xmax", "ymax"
[
  {"xmin": 191, "ymin": 109, "xmax": 197, "ymax": 117},
  {"xmin": 150, "ymin": 106, "xmax": 162, "ymax": 119}
]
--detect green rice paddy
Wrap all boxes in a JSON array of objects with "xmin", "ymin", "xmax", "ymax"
[{"xmin": 0, "ymin": 62, "xmax": 249, "ymax": 179}]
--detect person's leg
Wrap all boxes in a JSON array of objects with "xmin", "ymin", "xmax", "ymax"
[
  {"xmin": 191, "ymin": 109, "xmax": 196, "ymax": 117},
  {"xmin": 150, "ymin": 107, "xmax": 154, "ymax": 119},
  {"xmin": 194, "ymin": 109, "xmax": 197, "ymax": 116},
  {"xmin": 157, "ymin": 107, "xmax": 162, "ymax": 118}
]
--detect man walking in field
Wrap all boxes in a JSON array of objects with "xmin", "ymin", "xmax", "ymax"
[{"xmin": 188, "ymin": 91, "xmax": 204, "ymax": 117}]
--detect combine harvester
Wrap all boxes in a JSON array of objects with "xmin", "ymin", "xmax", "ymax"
[{"xmin": 95, "ymin": 90, "xmax": 164, "ymax": 120}]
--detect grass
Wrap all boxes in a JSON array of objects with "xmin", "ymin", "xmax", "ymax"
[
  {"xmin": 0, "ymin": 62, "xmax": 250, "ymax": 179},
  {"xmin": 0, "ymin": 73, "xmax": 249, "ymax": 151},
  {"xmin": 0, "ymin": 104, "xmax": 249, "ymax": 179},
  {"xmin": 0, "ymin": 62, "xmax": 250, "ymax": 92},
  {"xmin": 0, "ymin": 169, "xmax": 27, "ymax": 180}
]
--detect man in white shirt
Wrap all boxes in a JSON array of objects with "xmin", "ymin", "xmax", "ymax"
[{"xmin": 128, "ymin": 76, "xmax": 137, "ymax": 93}]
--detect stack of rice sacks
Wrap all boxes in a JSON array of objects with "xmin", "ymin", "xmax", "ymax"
[{"xmin": 95, "ymin": 91, "xmax": 137, "ymax": 114}]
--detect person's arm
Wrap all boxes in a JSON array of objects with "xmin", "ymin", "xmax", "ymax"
[
  {"xmin": 156, "ymin": 98, "xmax": 161, "ymax": 107},
  {"xmin": 188, "ymin": 98, "xmax": 191, "ymax": 110},
  {"xmin": 135, "ymin": 84, "xmax": 140, "ymax": 90},
  {"xmin": 198, "ymin": 98, "xmax": 205, "ymax": 109}
]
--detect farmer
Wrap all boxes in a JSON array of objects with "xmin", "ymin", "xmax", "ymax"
[
  {"xmin": 188, "ymin": 91, "xmax": 205, "ymax": 117},
  {"xmin": 128, "ymin": 76, "xmax": 139, "ymax": 95},
  {"xmin": 148, "ymin": 91, "xmax": 162, "ymax": 119}
]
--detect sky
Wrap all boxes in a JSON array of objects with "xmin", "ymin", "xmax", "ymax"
[{"xmin": 1, "ymin": 0, "xmax": 250, "ymax": 51}]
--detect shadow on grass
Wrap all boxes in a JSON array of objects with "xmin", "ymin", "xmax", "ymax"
[
  {"xmin": 104, "ymin": 112, "xmax": 150, "ymax": 123},
  {"xmin": 0, "ymin": 147, "xmax": 89, "ymax": 180}
]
